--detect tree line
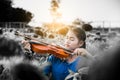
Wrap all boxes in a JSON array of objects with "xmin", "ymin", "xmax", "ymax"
[{"xmin": 0, "ymin": 0, "xmax": 33, "ymax": 23}]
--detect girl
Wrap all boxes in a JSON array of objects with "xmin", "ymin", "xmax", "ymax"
[{"xmin": 44, "ymin": 26, "xmax": 93, "ymax": 80}]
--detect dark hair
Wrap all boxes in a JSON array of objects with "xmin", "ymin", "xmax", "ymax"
[
  {"xmin": 0, "ymin": 37, "xmax": 24, "ymax": 58},
  {"xmin": 10, "ymin": 62, "xmax": 48, "ymax": 80},
  {"xmin": 69, "ymin": 26, "xmax": 86, "ymax": 48},
  {"xmin": 0, "ymin": 28, "xmax": 3, "ymax": 35},
  {"xmin": 10, "ymin": 29, "xmax": 13, "ymax": 32},
  {"xmin": 82, "ymin": 24, "xmax": 93, "ymax": 31},
  {"xmin": 88, "ymin": 43, "xmax": 120, "ymax": 80}
]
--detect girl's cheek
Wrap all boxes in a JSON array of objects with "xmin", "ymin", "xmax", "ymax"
[{"xmin": 64, "ymin": 39, "xmax": 70, "ymax": 44}]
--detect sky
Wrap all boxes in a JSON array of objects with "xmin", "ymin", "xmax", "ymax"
[{"xmin": 13, "ymin": 0, "xmax": 120, "ymax": 27}]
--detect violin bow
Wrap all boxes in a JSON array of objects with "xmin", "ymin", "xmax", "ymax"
[{"xmin": 15, "ymin": 31, "xmax": 73, "ymax": 55}]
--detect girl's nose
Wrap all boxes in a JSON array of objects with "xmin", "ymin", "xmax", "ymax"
[{"xmin": 65, "ymin": 39, "xmax": 70, "ymax": 44}]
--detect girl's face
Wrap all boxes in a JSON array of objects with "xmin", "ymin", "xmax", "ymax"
[{"xmin": 64, "ymin": 31, "xmax": 83, "ymax": 50}]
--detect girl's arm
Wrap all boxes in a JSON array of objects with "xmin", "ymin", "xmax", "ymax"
[
  {"xmin": 43, "ymin": 56, "xmax": 53, "ymax": 76},
  {"xmin": 43, "ymin": 61, "xmax": 52, "ymax": 76}
]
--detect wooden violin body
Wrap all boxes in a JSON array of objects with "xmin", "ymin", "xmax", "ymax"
[
  {"xmin": 15, "ymin": 32, "xmax": 71, "ymax": 58},
  {"xmin": 30, "ymin": 41, "xmax": 70, "ymax": 58}
]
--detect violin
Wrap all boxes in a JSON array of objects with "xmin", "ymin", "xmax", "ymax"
[{"xmin": 15, "ymin": 32, "xmax": 73, "ymax": 58}]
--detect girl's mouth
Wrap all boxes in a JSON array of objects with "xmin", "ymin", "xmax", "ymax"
[{"xmin": 65, "ymin": 44, "xmax": 70, "ymax": 48}]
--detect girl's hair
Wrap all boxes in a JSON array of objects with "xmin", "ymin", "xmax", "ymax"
[
  {"xmin": 88, "ymin": 43, "xmax": 120, "ymax": 80},
  {"xmin": 69, "ymin": 26, "xmax": 86, "ymax": 48},
  {"xmin": 10, "ymin": 62, "xmax": 48, "ymax": 80}
]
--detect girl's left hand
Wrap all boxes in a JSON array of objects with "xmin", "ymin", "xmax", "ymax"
[{"xmin": 73, "ymin": 48, "xmax": 88, "ymax": 57}]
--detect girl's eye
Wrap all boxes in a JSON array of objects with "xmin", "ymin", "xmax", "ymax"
[
  {"xmin": 70, "ymin": 37, "xmax": 74, "ymax": 41},
  {"xmin": 66, "ymin": 36, "xmax": 74, "ymax": 41}
]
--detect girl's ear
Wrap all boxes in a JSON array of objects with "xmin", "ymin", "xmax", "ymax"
[{"xmin": 78, "ymin": 40, "xmax": 84, "ymax": 47}]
